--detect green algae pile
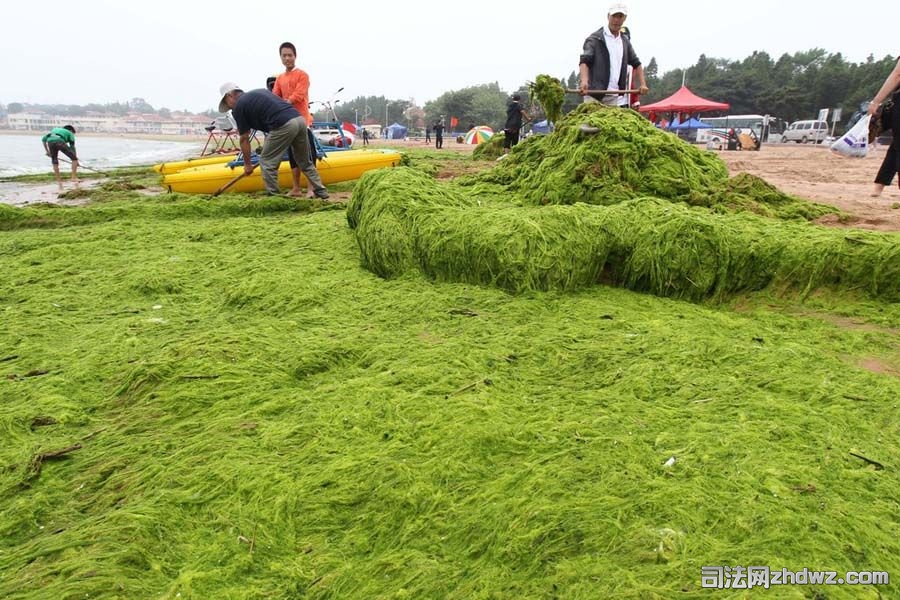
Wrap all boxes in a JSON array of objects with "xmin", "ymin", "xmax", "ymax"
[
  {"xmin": 471, "ymin": 131, "xmax": 506, "ymax": 161},
  {"xmin": 347, "ymin": 102, "xmax": 895, "ymax": 301},
  {"xmin": 1, "ymin": 169, "xmax": 900, "ymax": 599},
  {"xmin": 459, "ymin": 103, "xmax": 833, "ymax": 217},
  {"xmin": 349, "ymin": 167, "xmax": 900, "ymax": 300}
]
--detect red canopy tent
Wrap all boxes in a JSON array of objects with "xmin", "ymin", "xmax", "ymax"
[{"xmin": 638, "ymin": 85, "xmax": 730, "ymax": 114}]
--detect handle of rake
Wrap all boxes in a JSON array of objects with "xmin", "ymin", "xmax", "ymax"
[
  {"xmin": 212, "ymin": 171, "xmax": 248, "ymax": 197},
  {"xmin": 59, "ymin": 156, "xmax": 110, "ymax": 176},
  {"xmin": 565, "ymin": 88, "xmax": 641, "ymax": 95}
]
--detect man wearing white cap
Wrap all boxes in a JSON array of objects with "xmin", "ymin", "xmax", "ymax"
[
  {"xmin": 217, "ymin": 82, "xmax": 328, "ymax": 198},
  {"xmin": 578, "ymin": 3, "xmax": 649, "ymax": 107}
]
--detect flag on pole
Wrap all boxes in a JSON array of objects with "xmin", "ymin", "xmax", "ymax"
[{"xmin": 450, "ymin": 116, "xmax": 459, "ymax": 129}]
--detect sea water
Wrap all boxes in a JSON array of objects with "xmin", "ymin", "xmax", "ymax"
[{"xmin": 0, "ymin": 133, "xmax": 202, "ymax": 177}]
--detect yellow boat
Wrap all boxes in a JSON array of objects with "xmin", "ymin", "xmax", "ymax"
[
  {"xmin": 162, "ymin": 149, "xmax": 402, "ymax": 194},
  {"xmin": 153, "ymin": 152, "xmax": 241, "ymax": 175}
]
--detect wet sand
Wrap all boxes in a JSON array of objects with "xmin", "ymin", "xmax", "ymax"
[{"xmin": 0, "ymin": 180, "xmax": 103, "ymax": 207}]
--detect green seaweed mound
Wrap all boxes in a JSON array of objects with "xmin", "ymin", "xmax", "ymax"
[
  {"xmin": 346, "ymin": 100, "xmax": 869, "ymax": 301},
  {"xmin": 460, "ymin": 103, "xmax": 835, "ymax": 219},
  {"xmin": 349, "ymin": 167, "xmax": 900, "ymax": 301},
  {"xmin": 472, "ymin": 131, "xmax": 506, "ymax": 161},
  {"xmin": 461, "ymin": 103, "xmax": 729, "ymax": 206}
]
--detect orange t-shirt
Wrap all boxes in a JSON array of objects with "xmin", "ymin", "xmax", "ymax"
[{"xmin": 273, "ymin": 68, "xmax": 313, "ymax": 126}]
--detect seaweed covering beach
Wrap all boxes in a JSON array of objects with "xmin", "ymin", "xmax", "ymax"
[{"xmin": 1, "ymin": 116, "xmax": 899, "ymax": 599}]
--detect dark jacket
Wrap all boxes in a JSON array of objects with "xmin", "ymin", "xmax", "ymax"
[
  {"xmin": 579, "ymin": 27, "xmax": 642, "ymax": 92},
  {"xmin": 231, "ymin": 89, "xmax": 299, "ymax": 135},
  {"xmin": 505, "ymin": 100, "xmax": 525, "ymax": 131}
]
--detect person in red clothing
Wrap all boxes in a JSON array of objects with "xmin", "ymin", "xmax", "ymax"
[{"xmin": 272, "ymin": 42, "xmax": 317, "ymax": 197}]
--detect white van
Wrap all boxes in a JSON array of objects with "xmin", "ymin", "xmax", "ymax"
[{"xmin": 781, "ymin": 120, "xmax": 829, "ymax": 144}]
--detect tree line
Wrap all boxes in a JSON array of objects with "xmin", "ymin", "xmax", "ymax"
[
  {"xmin": 324, "ymin": 49, "xmax": 896, "ymax": 134},
  {"xmin": 5, "ymin": 49, "xmax": 895, "ymax": 134}
]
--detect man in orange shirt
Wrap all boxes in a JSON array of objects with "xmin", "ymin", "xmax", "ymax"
[{"xmin": 272, "ymin": 41, "xmax": 316, "ymax": 197}]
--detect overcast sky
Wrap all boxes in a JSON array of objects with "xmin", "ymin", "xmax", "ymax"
[{"xmin": 3, "ymin": 0, "xmax": 897, "ymax": 114}]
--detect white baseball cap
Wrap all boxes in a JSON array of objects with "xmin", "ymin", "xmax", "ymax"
[
  {"xmin": 218, "ymin": 82, "xmax": 242, "ymax": 113},
  {"xmin": 608, "ymin": 3, "xmax": 628, "ymax": 15}
]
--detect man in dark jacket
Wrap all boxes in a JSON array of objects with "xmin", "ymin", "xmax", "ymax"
[
  {"xmin": 218, "ymin": 82, "xmax": 328, "ymax": 198},
  {"xmin": 503, "ymin": 93, "xmax": 528, "ymax": 154},
  {"xmin": 578, "ymin": 3, "xmax": 649, "ymax": 106},
  {"xmin": 433, "ymin": 120, "xmax": 444, "ymax": 149}
]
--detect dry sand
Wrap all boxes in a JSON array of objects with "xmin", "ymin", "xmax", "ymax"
[
  {"xmin": 714, "ymin": 143, "xmax": 900, "ymax": 232},
  {"xmin": 2, "ymin": 139, "xmax": 899, "ymax": 232}
]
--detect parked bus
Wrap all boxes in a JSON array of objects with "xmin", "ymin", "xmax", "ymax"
[{"xmin": 696, "ymin": 114, "xmax": 786, "ymax": 145}]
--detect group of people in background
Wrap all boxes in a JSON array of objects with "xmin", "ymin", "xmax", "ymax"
[{"xmin": 42, "ymin": 3, "xmax": 898, "ymax": 199}]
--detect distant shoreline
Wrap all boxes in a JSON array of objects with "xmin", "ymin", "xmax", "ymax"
[{"xmin": 0, "ymin": 129, "xmax": 207, "ymax": 143}]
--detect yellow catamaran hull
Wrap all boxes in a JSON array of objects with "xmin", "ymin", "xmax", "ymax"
[
  {"xmin": 153, "ymin": 152, "xmax": 241, "ymax": 175},
  {"xmin": 162, "ymin": 149, "xmax": 402, "ymax": 194}
]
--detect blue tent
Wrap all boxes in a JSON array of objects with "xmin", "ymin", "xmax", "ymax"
[
  {"xmin": 668, "ymin": 117, "xmax": 711, "ymax": 130},
  {"xmin": 531, "ymin": 119, "xmax": 554, "ymax": 135},
  {"xmin": 386, "ymin": 122, "xmax": 408, "ymax": 139}
]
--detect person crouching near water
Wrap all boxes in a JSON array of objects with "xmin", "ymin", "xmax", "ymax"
[
  {"xmin": 217, "ymin": 82, "xmax": 328, "ymax": 199},
  {"xmin": 42, "ymin": 125, "xmax": 78, "ymax": 190}
]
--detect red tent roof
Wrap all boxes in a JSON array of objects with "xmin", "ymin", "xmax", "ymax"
[{"xmin": 639, "ymin": 85, "xmax": 730, "ymax": 114}]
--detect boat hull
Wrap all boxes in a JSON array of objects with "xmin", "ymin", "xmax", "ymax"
[
  {"xmin": 153, "ymin": 152, "xmax": 240, "ymax": 175},
  {"xmin": 162, "ymin": 149, "xmax": 402, "ymax": 194}
]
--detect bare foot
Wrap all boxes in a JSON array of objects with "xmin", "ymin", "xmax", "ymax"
[
  {"xmin": 871, "ymin": 184, "xmax": 885, "ymax": 198},
  {"xmin": 287, "ymin": 190, "xmax": 303, "ymax": 197}
]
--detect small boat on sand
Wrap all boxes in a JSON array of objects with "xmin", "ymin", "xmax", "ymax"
[{"xmin": 162, "ymin": 148, "xmax": 402, "ymax": 194}]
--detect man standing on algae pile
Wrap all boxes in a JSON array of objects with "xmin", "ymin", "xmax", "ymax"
[{"xmin": 578, "ymin": 3, "xmax": 649, "ymax": 107}]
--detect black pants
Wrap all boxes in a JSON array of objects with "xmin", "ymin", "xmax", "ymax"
[
  {"xmin": 874, "ymin": 93, "xmax": 900, "ymax": 186},
  {"xmin": 435, "ymin": 134, "xmax": 443, "ymax": 149},
  {"xmin": 288, "ymin": 129, "xmax": 319, "ymax": 168}
]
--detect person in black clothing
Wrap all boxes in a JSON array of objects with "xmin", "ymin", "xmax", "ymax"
[
  {"xmin": 362, "ymin": 128, "xmax": 370, "ymax": 145},
  {"xmin": 433, "ymin": 120, "xmax": 444, "ymax": 149},
  {"xmin": 218, "ymin": 82, "xmax": 327, "ymax": 198},
  {"xmin": 867, "ymin": 57, "xmax": 900, "ymax": 198},
  {"xmin": 503, "ymin": 93, "xmax": 528, "ymax": 154},
  {"xmin": 726, "ymin": 128, "xmax": 741, "ymax": 151}
]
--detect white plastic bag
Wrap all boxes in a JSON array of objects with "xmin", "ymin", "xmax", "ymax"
[{"xmin": 830, "ymin": 115, "xmax": 870, "ymax": 158}]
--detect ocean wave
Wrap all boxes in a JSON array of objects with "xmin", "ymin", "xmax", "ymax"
[{"xmin": 0, "ymin": 134, "xmax": 202, "ymax": 177}]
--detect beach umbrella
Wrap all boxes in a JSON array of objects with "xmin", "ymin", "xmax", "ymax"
[{"xmin": 464, "ymin": 126, "xmax": 494, "ymax": 144}]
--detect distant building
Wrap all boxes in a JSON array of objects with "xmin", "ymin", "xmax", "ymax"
[{"xmin": 4, "ymin": 111, "xmax": 211, "ymax": 135}]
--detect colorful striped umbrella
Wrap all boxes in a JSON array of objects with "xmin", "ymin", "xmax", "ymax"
[{"xmin": 463, "ymin": 126, "xmax": 494, "ymax": 144}]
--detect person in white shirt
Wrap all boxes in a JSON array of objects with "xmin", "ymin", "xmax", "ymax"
[{"xmin": 578, "ymin": 3, "xmax": 649, "ymax": 107}]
